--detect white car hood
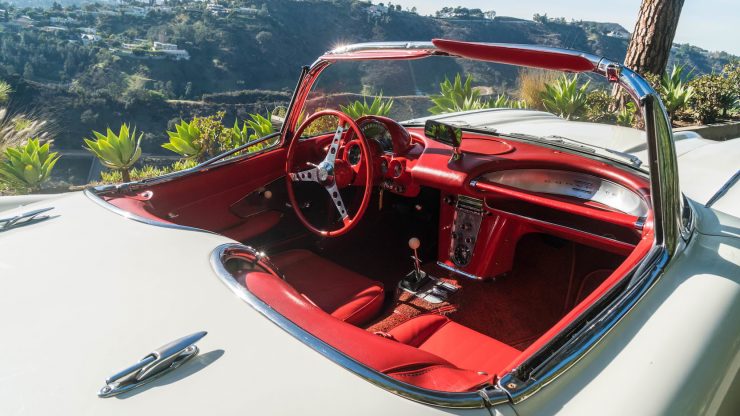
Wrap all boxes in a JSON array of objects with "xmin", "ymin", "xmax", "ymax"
[{"xmin": 0, "ymin": 192, "xmax": 481, "ymax": 416}]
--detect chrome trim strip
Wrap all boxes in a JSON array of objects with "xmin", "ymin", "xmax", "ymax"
[
  {"xmin": 705, "ymin": 170, "xmax": 740, "ymax": 208},
  {"xmin": 84, "ymin": 189, "xmax": 212, "ymax": 234},
  {"xmin": 210, "ymin": 243, "xmax": 505, "ymax": 409},
  {"xmin": 485, "ymin": 207, "xmax": 637, "ymax": 252},
  {"xmin": 436, "ymin": 261, "xmax": 485, "ymax": 280}
]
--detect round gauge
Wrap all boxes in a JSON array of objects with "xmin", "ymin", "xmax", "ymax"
[
  {"xmin": 379, "ymin": 158, "xmax": 389, "ymax": 176},
  {"xmin": 347, "ymin": 143, "xmax": 362, "ymax": 165},
  {"xmin": 361, "ymin": 121, "xmax": 393, "ymax": 153},
  {"xmin": 389, "ymin": 159, "xmax": 404, "ymax": 178}
]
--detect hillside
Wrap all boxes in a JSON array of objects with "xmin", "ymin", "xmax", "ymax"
[{"xmin": 1, "ymin": 0, "xmax": 737, "ymax": 155}]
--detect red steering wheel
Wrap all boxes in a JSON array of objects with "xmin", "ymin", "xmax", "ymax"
[{"xmin": 285, "ymin": 110, "xmax": 374, "ymax": 237}]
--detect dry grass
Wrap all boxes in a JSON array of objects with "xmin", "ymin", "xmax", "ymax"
[
  {"xmin": 517, "ymin": 69, "xmax": 559, "ymax": 110},
  {"xmin": 0, "ymin": 108, "xmax": 52, "ymax": 154}
]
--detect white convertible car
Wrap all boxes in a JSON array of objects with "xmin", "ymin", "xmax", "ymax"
[{"xmin": 1, "ymin": 40, "xmax": 738, "ymax": 415}]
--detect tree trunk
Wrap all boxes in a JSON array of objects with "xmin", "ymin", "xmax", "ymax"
[
  {"xmin": 121, "ymin": 169, "xmax": 131, "ymax": 183},
  {"xmin": 624, "ymin": 0, "xmax": 685, "ymax": 77}
]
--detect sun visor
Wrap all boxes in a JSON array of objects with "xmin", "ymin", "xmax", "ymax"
[{"xmin": 432, "ymin": 38, "xmax": 597, "ymax": 72}]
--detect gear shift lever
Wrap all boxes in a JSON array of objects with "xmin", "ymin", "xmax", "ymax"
[
  {"xmin": 400, "ymin": 237, "xmax": 429, "ymax": 292},
  {"xmin": 409, "ymin": 237, "xmax": 422, "ymax": 276}
]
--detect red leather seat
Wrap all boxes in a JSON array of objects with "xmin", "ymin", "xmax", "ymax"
[
  {"xmin": 387, "ymin": 314, "xmax": 521, "ymax": 378},
  {"xmin": 245, "ymin": 270, "xmax": 494, "ymax": 392},
  {"xmin": 271, "ymin": 249, "xmax": 384, "ymax": 326}
]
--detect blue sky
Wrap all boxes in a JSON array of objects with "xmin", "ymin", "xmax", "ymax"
[{"xmin": 389, "ymin": 0, "xmax": 740, "ymax": 55}]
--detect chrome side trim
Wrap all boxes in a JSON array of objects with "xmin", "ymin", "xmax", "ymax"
[
  {"xmin": 436, "ymin": 261, "xmax": 485, "ymax": 280},
  {"xmin": 84, "ymin": 189, "xmax": 212, "ymax": 234},
  {"xmin": 211, "ymin": 243, "xmax": 505, "ymax": 409},
  {"xmin": 705, "ymin": 170, "xmax": 740, "ymax": 208}
]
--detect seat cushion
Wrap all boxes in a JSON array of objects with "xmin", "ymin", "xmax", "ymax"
[
  {"xmin": 388, "ymin": 314, "xmax": 521, "ymax": 377},
  {"xmin": 271, "ymin": 249, "xmax": 384, "ymax": 326}
]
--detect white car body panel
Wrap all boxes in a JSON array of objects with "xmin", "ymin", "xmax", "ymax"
[{"xmin": 0, "ymin": 192, "xmax": 497, "ymax": 416}]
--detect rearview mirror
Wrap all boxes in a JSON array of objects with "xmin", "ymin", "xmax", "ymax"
[{"xmin": 424, "ymin": 120, "xmax": 463, "ymax": 162}]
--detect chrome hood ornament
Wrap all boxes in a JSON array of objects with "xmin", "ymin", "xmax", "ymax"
[{"xmin": 98, "ymin": 331, "xmax": 207, "ymax": 398}]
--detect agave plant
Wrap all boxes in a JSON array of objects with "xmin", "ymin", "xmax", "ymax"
[
  {"xmin": 541, "ymin": 74, "xmax": 590, "ymax": 120},
  {"xmin": 0, "ymin": 138, "xmax": 60, "ymax": 192},
  {"xmin": 230, "ymin": 113, "xmax": 276, "ymax": 152},
  {"xmin": 163, "ymin": 119, "xmax": 204, "ymax": 160},
  {"xmin": 83, "ymin": 124, "xmax": 143, "ymax": 183},
  {"xmin": 616, "ymin": 102, "xmax": 637, "ymax": 127},
  {"xmin": 340, "ymin": 94, "xmax": 394, "ymax": 119},
  {"xmin": 428, "ymin": 74, "xmax": 490, "ymax": 115},
  {"xmin": 660, "ymin": 64, "xmax": 695, "ymax": 120}
]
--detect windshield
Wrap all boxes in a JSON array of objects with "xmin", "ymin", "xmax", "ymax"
[{"xmin": 300, "ymin": 56, "xmax": 648, "ymax": 168}]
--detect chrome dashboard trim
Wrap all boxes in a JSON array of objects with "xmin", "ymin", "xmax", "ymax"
[
  {"xmin": 480, "ymin": 169, "xmax": 649, "ymax": 217},
  {"xmin": 211, "ymin": 243, "xmax": 503, "ymax": 409},
  {"xmin": 84, "ymin": 189, "xmax": 212, "ymax": 234}
]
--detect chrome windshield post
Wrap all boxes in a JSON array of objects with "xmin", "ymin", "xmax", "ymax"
[{"xmin": 616, "ymin": 66, "xmax": 682, "ymax": 254}]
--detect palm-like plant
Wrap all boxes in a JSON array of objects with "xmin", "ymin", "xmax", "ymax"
[
  {"xmin": 541, "ymin": 75, "xmax": 590, "ymax": 120},
  {"xmin": 428, "ymin": 74, "xmax": 489, "ymax": 115},
  {"xmin": 616, "ymin": 102, "xmax": 637, "ymax": 127},
  {"xmin": 0, "ymin": 138, "xmax": 60, "ymax": 192},
  {"xmin": 162, "ymin": 120, "xmax": 204, "ymax": 160},
  {"xmin": 660, "ymin": 64, "xmax": 694, "ymax": 119},
  {"xmin": 340, "ymin": 94, "xmax": 394, "ymax": 119},
  {"xmin": 84, "ymin": 124, "xmax": 142, "ymax": 182}
]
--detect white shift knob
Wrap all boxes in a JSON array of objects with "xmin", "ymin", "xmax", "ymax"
[{"xmin": 408, "ymin": 237, "xmax": 420, "ymax": 250}]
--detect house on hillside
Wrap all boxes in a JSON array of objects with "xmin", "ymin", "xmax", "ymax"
[
  {"xmin": 366, "ymin": 4, "xmax": 388, "ymax": 18},
  {"xmin": 606, "ymin": 30, "xmax": 630, "ymax": 39},
  {"xmin": 81, "ymin": 33, "xmax": 101, "ymax": 44}
]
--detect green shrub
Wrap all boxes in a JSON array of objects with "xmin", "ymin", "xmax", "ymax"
[
  {"xmin": 0, "ymin": 81, "xmax": 12, "ymax": 105},
  {"xmin": 689, "ymin": 74, "xmax": 731, "ymax": 124},
  {"xmin": 541, "ymin": 74, "xmax": 590, "ymax": 120},
  {"xmin": 84, "ymin": 124, "xmax": 143, "ymax": 183},
  {"xmin": 428, "ymin": 74, "xmax": 489, "ymax": 114},
  {"xmin": 340, "ymin": 94, "xmax": 394, "ymax": 118},
  {"xmin": 231, "ymin": 112, "xmax": 277, "ymax": 153},
  {"xmin": 584, "ymin": 89, "xmax": 614, "ymax": 123},
  {"xmin": 163, "ymin": 119, "xmax": 204, "ymax": 160},
  {"xmin": 0, "ymin": 138, "xmax": 60, "ymax": 192}
]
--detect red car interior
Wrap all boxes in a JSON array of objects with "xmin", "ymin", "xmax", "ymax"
[
  {"xmin": 104, "ymin": 113, "xmax": 653, "ymax": 393},
  {"xmin": 270, "ymin": 249, "xmax": 384, "ymax": 326}
]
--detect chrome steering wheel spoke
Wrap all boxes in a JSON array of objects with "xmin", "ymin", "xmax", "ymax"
[
  {"xmin": 323, "ymin": 123, "xmax": 345, "ymax": 166},
  {"xmin": 325, "ymin": 182, "xmax": 349, "ymax": 222},
  {"xmin": 289, "ymin": 167, "xmax": 320, "ymax": 183}
]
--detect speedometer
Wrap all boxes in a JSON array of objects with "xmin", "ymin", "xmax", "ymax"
[{"xmin": 361, "ymin": 121, "xmax": 393, "ymax": 153}]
